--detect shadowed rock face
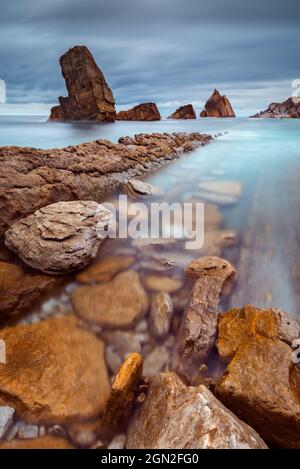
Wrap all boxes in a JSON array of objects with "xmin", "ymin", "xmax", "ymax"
[
  {"xmin": 168, "ymin": 104, "xmax": 196, "ymax": 120},
  {"xmin": 0, "ymin": 132, "xmax": 212, "ymax": 237},
  {"xmin": 116, "ymin": 103, "xmax": 161, "ymax": 121},
  {"xmin": 250, "ymin": 97, "xmax": 300, "ymax": 118},
  {"xmin": 200, "ymin": 89, "xmax": 235, "ymax": 118},
  {"xmin": 49, "ymin": 46, "xmax": 116, "ymax": 122}
]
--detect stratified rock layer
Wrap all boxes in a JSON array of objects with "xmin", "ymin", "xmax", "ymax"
[
  {"xmin": 116, "ymin": 103, "xmax": 161, "ymax": 121},
  {"xmin": 0, "ymin": 132, "xmax": 212, "ymax": 236},
  {"xmin": 200, "ymin": 89, "xmax": 235, "ymax": 117},
  {"xmin": 250, "ymin": 97, "xmax": 300, "ymax": 118},
  {"xmin": 49, "ymin": 46, "xmax": 116, "ymax": 122},
  {"xmin": 5, "ymin": 201, "xmax": 114, "ymax": 275},
  {"xmin": 126, "ymin": 372, "xmax": 267, "ymax": 449},
  {"xmin": 168, "ymin": 104, "xmax": 196, "ymax": 120}
]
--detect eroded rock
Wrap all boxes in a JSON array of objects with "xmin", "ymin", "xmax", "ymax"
[
  {"xmin": 251, "ymin": 97, "xmax": 300, "ymax": 118},
  {"xmin": 200, "ymin": 89, "xmax": 235, "ymax": 117},
  {"xmin": 122, "ymin": 179, "xmax": 161, "ymax": 199},
  {"xmin": 168, "ymin": 104, "xmax": 196, "ymax": 120},
  {"xmin": 116, "ymin": 103, "xmax": 161, "ymax": 121}
]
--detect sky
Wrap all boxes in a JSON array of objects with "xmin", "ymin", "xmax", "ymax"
[{"xmin": 0, "ymin": 0, "xmax": 299, "ymax": 116}]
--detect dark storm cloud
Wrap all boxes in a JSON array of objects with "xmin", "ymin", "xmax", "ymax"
[{"xmin": 0, "ymin": 0, "xmax": 299, "ymax": 115}]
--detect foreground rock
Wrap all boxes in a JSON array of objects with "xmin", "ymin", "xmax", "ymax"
[
  {"xmin": 77, "ymin": 255, "xmax": 135, "ymax": 284},
  {"xmin": 49, "ymin": 45, "xmax": 116, "ymax": 122},
  {"xmin": 168, "ymin": 104, "xmax": 196, "ymax": 120},
  {"xmin": 200, "ymin": 89, "xmax": 235, "ymax": 117},
  {"xmin": 0, "ymin": 315, "xmax": 110, "ymax": 423},
  {"xmin": 72, "ymin": 271, "xmax": 149, "ymax": 328},
  {"xmin": 122, "ymin": 179, "xmax": 161, "ymax": 199},
  {"xmin": 116, "ymin": 103, "xmax": 161, "ymax": 121},
  {"xmin": 172, "ymin": 257, "xmax": 236, "ymax": 383},
  {"xmin": 5, "ymin": 201, "xmax": 114, "ymax": 275},
  {"xmin": 0, "ymin": 261, "xmax": 59, "ymax": 319},
  {"xmin": 0, "ymin": 132, "xmax": 212, "ymax": 236},
  {"xmin": 215, "ymin": 305, "xmax": 300, "ymax": 448},
  {"xmin": 0, "ymin": 436, "xmax": 74, "ymax": 449},
  {"xmin": 126, "ymin": 372, "xmax": 267, "ymax": 449},
  {"xmin": 251, "ymin": 97, "xmax": 300, "ymax": 118}
]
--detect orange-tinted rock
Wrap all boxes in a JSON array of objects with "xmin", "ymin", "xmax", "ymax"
[
  {"xmin": 0, "ymin": 436, "xmax": 74, "ymax": 449},
  {"xmin": 49, "ymin": 46, "xmax": 116, "ymax": 122},
  {"xmin": 116, "ymin": 103, "xmax": 161, "ymax": 121},
  {"xmin": 143, "ymin": 275, "xmax": 182, "ymax": 293},
  {"xmin": 168, "ymin": 104, "xmax": 196, "ymax": 120},
  {"xmin": 251, "ymin": 97, "xmax": 300, "ymax": 118},
  {"xmin": 76, "ymin": 255, "xmax": 135, "ymax": 284},
  {"xmin": 200, "ymin": 89, "xmax": 235, "ymax": 117},
  {"xmin": 0, "ymin": 315, "xmax": 111, "ymax": 423},
  {"xmin": 215, "ymin": 305, "xmax": 300, "ymax": 448}
]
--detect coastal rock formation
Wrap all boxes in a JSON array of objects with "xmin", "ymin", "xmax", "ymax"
[
  {"xmin": 72, "ymin": 271, "xmax": 149, "ymax": 328},
  {"xmin": 5, "ymin": 201, "xmax": 114, "ymax": 275},
  {"xmin": 0, "ymin": 315, "xmax": 111, "ymax": 423},
  {"xmin": 0, "ymin": 132, "xmax": 212, "ymax": 236},
  {"xmin": 126, "ymin": 372, "xmax": 267, "ymax": 449},
  {"xmin": 49, "ymin": 46, "xmax": 116, "ymax": 122},
  {"xmin": 215, "ymin": 305, "xmax": 300, "ymax": 448},
  {"xmin": 171, "ymin": 257, "xmax": 236, "ymax": 383},
  {"xmin": 168, "ymin": 104, "xmax": 196, "ymax": 120},
  {"xmin": 116, "ymin": 103, "xmax": 161, "ymax": 121},
  {"xmin": 250, "ymin": 97, "xmax": 300, "ymax": 118},
  {"xmin": 200, "ymin": 89, "xmax": 235, "ymax": 118}
]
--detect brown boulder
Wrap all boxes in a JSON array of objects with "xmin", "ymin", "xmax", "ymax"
[
  {"xmin": 0, "ymin": 315, "xmax": 111, "ymax": 423},
  {"xmin": 49, "ymin": 46, "xmax": 116, "ymax": 122},
  {"xmin": 168, "ymin": 104, "xmax": 196, "ymax": 120},
  {"xmin": 76, "ymin": 255, "xmax": 135, "ymax": 284},
  {"xmin": 215, "ymin": 305, "xmax": 300, "ymax": 448},
  {"xmin": 116, "ymin": 103, "xmax": 161, "ymax": 121},
  {"xmin": 126, "ymin": 372, "xmax": 267, "ymax": 449},
  {"xmin": 200, "ymin": 89, "xmax": 235, "ymax": 117},
  {"xmin": 5, "ymin": 201, "xmax": 114, "ymax": 275},
  {"xmin": 72, "ymin": 271, "xmax": 149, "ymax": 328}
]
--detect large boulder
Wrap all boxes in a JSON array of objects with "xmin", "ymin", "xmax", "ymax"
[
  {"xmin": 200, "ymin": 89, "xmax": 235, "ymax": 117},
  {"xmin": 250, "ymin": 97, "xmax": 300, "ymax": 118},
  {"xmin": 5, "ymin": 201, "xmax": 114, "ymax": 275},
  {"xmin": 168, "ymin": 104, "xmax": 196, "ymax": 120},
  {"xmin": 116, "ymin": 103, "xmax": 161, "ymax": 121},
  {"xmin": 126, "ymin": 372, "xmax": 267, "ymax": 449},
  {"xmin": 49, "ymin": 45, "xmax": 116, "ymax": 122},
  {"xmin": 215, "ymin": 305, "xmax": 300, "ymax": 448}
]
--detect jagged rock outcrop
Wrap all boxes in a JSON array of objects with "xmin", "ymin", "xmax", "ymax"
[
  {"xmin": 49, "ymin": 46, "xmax": 116, "ymax": 122},
  {"xmin": 116, "ymin": 103, "xmax": 161, "ymax": 121},
  {"xmin": 250, "ymin": 97, "xmax": 300, "ymax": 118},
  {"xmin": 168, "ymin": 104, "xmax": 196, "ymax": 120},
  {"xmin": 126, "ymin": 372, "xmax": 267, "ymax": 449},
  {"xmin": 200, "ymin": 89, "xmax": 235, "ymax": 118},
  {"xmin": 0, "ymin": 132, "xmax": 212, "ymax": 236}
]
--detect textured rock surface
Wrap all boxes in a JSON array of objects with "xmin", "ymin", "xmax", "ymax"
[
  {"xmin": 215, "ymin": 305, "xmax": 300, "ymax": 448},
  {"xmin": 72, "ymin": 271, "xmax": 148, "ymax": 328},
  {"xmin": 168, "ymin": 104, "xmax": 196, "ymax": 120},
  {"xmin": 150, "ymin": 292, "xmax": 173, "ymax": 338},
  {"xmin": 200, "ymin": 89, "xmax": 235, "ymax": 117},
  {"xmin": 0, "ymin": 315, "xmax": 111, "ymax": 423},
  {"xmin": 143, "ymin": 275, "xmax": 182, "ymax": 293},
  {"xmin": 116, "ymin": 103, "xmax": 161, "ymax": 121},
  {"xmin": 0, "ymin": 406, "xmax": 15, "ymax": 439},
  {"xmin": 251, "ymin": 97, "xmax": 300, "ymax": 118},
  {"xmin": 0, "ymin": 132, "xmax": 212, "ymax": 236},
  {"xmin": 126, "ymin": 372, "xmax": 267, "ymax": 449},
  {"xmin": 0, "ymin": 261, "xmax": 59, "ymax": 319},
  {"xmin": 0, "ymin": 436, "xmax": 74, "ymax": 449},
  {"xmin": 122, "ymin": 179, "xmax": 161, "ymax": 199},
  {"xmin": 76, "ymin": 255, "xmax": 135, "ymax": 284},
  {"xmin": 49, "ymin": 46, "xmax": 116, "ymax": 122},
  {"xmin": 172, "ymin": 257, "xmax": 236, "ymax": 382},
  {"xmin": 5, "ymin": 201, "xmax": 114, "ymax": 275}
]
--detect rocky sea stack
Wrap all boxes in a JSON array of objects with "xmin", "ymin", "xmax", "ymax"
[
  {"xmin": 250, "ymin": 97, "xmax": 300, "ymax": 118},
  {"xmin": 49, "ymin": 46, "xmax": 116, "ymax": 122},
  {"xmin": 200, "ymin": 89, "xmax": 235, "ymax": 118},
  {"xmin": 168, "ymin": 104, "xmax": 196, "ymax": 120},
  {"xmin": 116, "ymin": 103, "xmax": 161, "ymax": 121}
]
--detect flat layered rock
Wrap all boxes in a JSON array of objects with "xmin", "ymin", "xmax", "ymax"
[
  {"xmin": 76, "ymin": 255, "xmax": 135, "ymax": 284},
  {"xmin": 72, "ymin": 271, "xmax": 149, "ymax": 328},
  {"xmin": 116, "ymin": 103, "xmax": 161, "ymax": 121},
  {"xmin": 5, "ymin": 201, "xmax": 114, "ymax": 275},
  {"xmin": 200, "ymin": 89, "xmax": 235, "ymax": 117},
  {"xmin": 215, "ymin": 305, "xmax": 300, "ymax": 448},
  {"xmin": 172, "ymin": 256, "xmax": 236, "ymax": 383},
  {"xmin": 0, "ymin": 436, "xmax": 74, "ymax": 449},
  {"xmin": 168, "ymin": 104, "xmax": 196, "ymax": 120},
  {"xmin": 0, "ymin": 315, "xmax": 111, "ymax": 423},
  {"xmin": 126, "ymin": 372, "xmax": 267, "ymax": 449},
  {"xmin": 0, "ymin": 132, "xmax": 212, "ymax": 236}
]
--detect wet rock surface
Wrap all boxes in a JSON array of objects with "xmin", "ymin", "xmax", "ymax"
[
  {"xmin": 116, "ymin": 103, "xmax": 161, "ymax": 121},
  {"xmin": 168, "ymin": 104, "xmax": 196, "ymax": 120},
  {"xmin": 5, "ymin": 201, "xmax": 114, "ymax": 275},
  {"xmin": 0, "ymin": 132, "xmax": 212, "ymax": 236},
  {"xmin": 200, "ymin": 89, "xmax": 235, "ymax": 118},
  {"xmin": 126, "ymin": 372, "xmax": 267, "ymax": 449},
  {"xmin": 49, "ymin": 46, "xmax": 116, "ymax": 122}
]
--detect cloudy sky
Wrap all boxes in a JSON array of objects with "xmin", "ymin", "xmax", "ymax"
[{"xmin": 0, "ymin": 0, "xmax": 299, "ymax": 116}]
